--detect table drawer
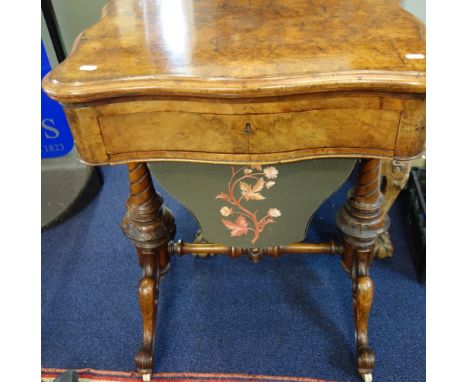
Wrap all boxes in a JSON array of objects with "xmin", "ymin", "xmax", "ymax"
[
  {"xmin": 98, "ymin": 108, "xmax": 400, "ymax": 157},
  {"xmin": 248, "ymin": 109, "xmax": 400, "ymax": 153},
  {"xmin": 99, "ymin": 112, "xmax": 249, "ymax": 154}
]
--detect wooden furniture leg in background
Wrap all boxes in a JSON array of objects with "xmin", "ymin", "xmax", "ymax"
[
  {"xmin": 121, "ymin": 162, "xmax": 175, "ymax": 380},
  {"xmin": 337, "ymin": 159, "xmax": 388, "ymax": 382},
  {"xmin": 375, "ymin": 160, "xmax": 411, "ymax": 259}
]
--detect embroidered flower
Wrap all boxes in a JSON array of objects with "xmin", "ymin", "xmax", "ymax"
[
  {"xmin": 268, "ymin": 208, "xmax": 282, "ymax": 218},
  {"xmin": 215, "ymin": 192, "xmax": 229, "ymax": 201},
  {"xmin": 263, "ymin": 166, "xmax": 279, "ymax": 179},
  {"xmin": 220, "ymin": 206, "xmax": 233, "ymax": 216},
  {"xmin": 215, "ymin": 165, "xmax": 282, "ymax": 244}
]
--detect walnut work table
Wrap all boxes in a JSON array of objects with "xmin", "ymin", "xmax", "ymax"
[{"xmin": 43, "ymin": 1, "xmax": 425, "ymax": 381}]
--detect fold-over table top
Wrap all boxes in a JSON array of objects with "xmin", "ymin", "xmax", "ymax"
[{"xmin": 43, "ymin": 0, "xmax": 425, "ymax": 103}]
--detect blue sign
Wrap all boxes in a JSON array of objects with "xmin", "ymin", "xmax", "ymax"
[{"xmin": 41, "ymin": 40, "xmax": 74, "ymax": 158}]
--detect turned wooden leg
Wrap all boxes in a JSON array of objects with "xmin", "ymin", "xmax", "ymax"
[
  {"xmin": 375, "ymin": 159, "xmax": 411, "ymax": 259},
  {"xmin": 121, "ymin": 162, "xmax": 175, "ymax": 378},
  {"xmin": 337, "ymin": 159, "xmax": 388, "ymax": 381}
]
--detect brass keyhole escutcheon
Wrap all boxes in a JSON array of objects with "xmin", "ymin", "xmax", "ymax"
[{"xmin": 243, "ymin": 122, "xmax": 254, "ymax": 135}]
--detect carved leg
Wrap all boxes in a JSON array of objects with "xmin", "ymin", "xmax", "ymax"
[
  {"xmin": 121, "ymin": 162, "xmax": 175, "ymax": 379},
  {"xmin": 135, "ymin": 248, "xmax": 159, "ymax": 380},
  {"xmin": 337, "ymin": 159, "xmax": 387, "ymax": 381},
  {"xmin": 375, "ymin": 160, "xmax": 411, "ymax": 259}
]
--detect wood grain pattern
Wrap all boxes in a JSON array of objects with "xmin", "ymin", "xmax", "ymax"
[
  {"xmin": 40, "ymin": 1, "xmax": 426, "ymax": 378},
  {"xmin": 98, "ymin": 108, "xmax": 401, "ymax": 156},
  {"xmin": 375, "ymin": 159, "xmax": 412, "ymax": 259},
  {"xmin": 42, "ymin": 0, "xmax": 425, "ymax": 103},
  {"xmin": 64, "ymin": 93, "xmax": 424, "ymax": 165},
  {"xmin": 106, "ymin": 147, "xmax": 395, "ymax": 166},
  {"xmin": 168, "ymin": 240, "xmax": 341, "ymax": 261},
  {"xmin": 394, "ymin": 98, "xmax": 426, "ymax": 158},
  {"xmin": 93, "ymin": 93, "xmax": 407, "ymax": 115},
  {"xmin": 99, "ymin": 111, "xmax": 249, "ymax": 154},
  {"xmin": 121, "ymin": 163, "xmax": 176, "ymax": 374},
  {"xmin": 248, "ymin": 108, "xmax": 400, "ymax": 153},
  {"xmin": 135, "ymin": 248, "xmax": 158, "ymax": 374},
  {"xmin": 64, "ymin": 108, "xmax": 109, "ymax": 164},
  {"xmin": 336, "ymin": 159, "xmax": 387, "ymax": 379},
  {"xmin": 43, "ymin": 0, "xmax": 426, "ymax": 166}
]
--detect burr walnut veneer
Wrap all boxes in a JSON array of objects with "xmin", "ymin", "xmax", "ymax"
[{"xmin": 43, "ymin": 1, "xmax": 425, "ymax": 381}]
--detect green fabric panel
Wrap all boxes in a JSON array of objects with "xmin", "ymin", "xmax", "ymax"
[{"xmin": 149, "ymin": 159, "xmax": 356, "ymax": 247}]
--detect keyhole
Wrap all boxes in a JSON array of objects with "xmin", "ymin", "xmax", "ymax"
[{"xmin": 243, "ymin": 122, "xmax": 254, "ymax": 135}]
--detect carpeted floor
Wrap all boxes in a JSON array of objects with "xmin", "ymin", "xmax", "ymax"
[{"xmin": 42, "ymin": 165, "xmax": 425, "ymax": 382}]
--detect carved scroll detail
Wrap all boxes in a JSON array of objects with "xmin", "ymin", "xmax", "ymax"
[
  {"xmin": 121, "ymin": 162, "xmax": 175, "ymax": 375},
  {"xmin": 336, "ymin": 159, "xmax": 386, "ymax": 380},
  {"xmin": 134, "ymin": 248, "xmax": 158, "ymax": 372},
  {"xmin": 381, "ymin": 159, "xmax": 411, "ymax": 214},
  {"xmin": 375, "ymin": 159, "xmax": 412, "ymax": 259}
]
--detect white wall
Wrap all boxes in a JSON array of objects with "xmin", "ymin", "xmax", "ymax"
[{"xmin": 402, "ymin": 0, "xmax": 426, "ymax": 23}]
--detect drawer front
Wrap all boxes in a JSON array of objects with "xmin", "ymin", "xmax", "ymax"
[
  {"xmin": 99, "ymin": 111, "xmax": 249, "ymax": 154},
  {"xmin": 99, "ymin": 108, "xmax": 400, "ymax": 157},
  {"xmin": 249, "ymin": 109, "xmax": 400, "ymax": 153}
]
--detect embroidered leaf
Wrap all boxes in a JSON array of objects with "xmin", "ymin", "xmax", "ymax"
[
  {"xmin": 216, "ymin": 165, "xmax": 282, "ymax": 243},
  {"xmin": 240, "ymin": 179, "xmax": 265, "ymax": 201},
  {"xmin": 222, "ymin": 216, "xmax": 249, "ymax": 237},
  {"xmin": 215, "ymin": 192, "xmax": 229, "ymax": 201},
  {"xmin": 252, "ymin": 178, "xmax": 265, "ymax": 192}
]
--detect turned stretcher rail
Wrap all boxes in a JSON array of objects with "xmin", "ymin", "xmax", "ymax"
[{"xmin": 168, "ymin": 240, "xmax": 342, "ymax": 262}]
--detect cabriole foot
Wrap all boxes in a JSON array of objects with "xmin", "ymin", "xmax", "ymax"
[{"xmin": 357, "ymin": 345, "xmax": 376, "ymax": 376}]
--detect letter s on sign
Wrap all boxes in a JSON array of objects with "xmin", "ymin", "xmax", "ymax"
[{"xmin": 42, "ymin": 118, "xmax": 60, "ymax": 139}]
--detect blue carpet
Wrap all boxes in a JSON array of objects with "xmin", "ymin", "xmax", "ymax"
[{"xmin": 42, "ymin": 165, "xmax": 425, "ymax": 382}]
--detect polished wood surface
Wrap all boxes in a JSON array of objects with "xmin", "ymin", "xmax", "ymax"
[
  {"xmin": 43, "ymin": 0, "xmax": 425, "ymax": 102},
  {"xmin": 120, "ymin": 163, "xmax": 175, "ymax": 374},
  {"xmin": 99, "ymin": 106, "xmax": 399, "ymax": 155},
  {"xmin": 336, "ymin": 158, "xmax": 387, "ymax": 379},
  {"xmin": 63, "ymin": 92, "xmax": 425, "ymax": 165},
  {"xmin": 375, "ymin": 159, "xmax": 413, "ymax": 259},
  {"xmin": 41, "ymin": 1, "xmax": 426, "ymax": 380},
  {"xmin": 168, "ymin": 240, "xmax": 341, "ymax": 262},
  {"xmin": 43, "ymin": 0, "xmax": 426, "ymax": 166}
]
